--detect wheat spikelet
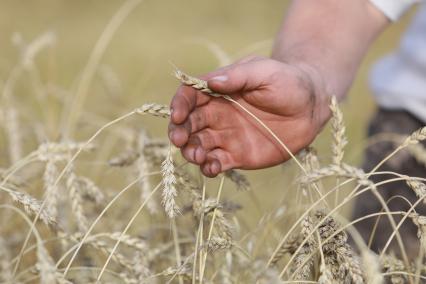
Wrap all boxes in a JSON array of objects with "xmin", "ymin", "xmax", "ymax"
[
  {"xmin": 132, "ymin": 251, "xmax": 152, "ymax": 283},
  {"xmin": 86, "ymin": 238, "xmax": 135, "ymax": 271},
  {"xmin": 318, "ymin": 262, "xmax": 337, "ymax": 284},
  {"xmin": 335, "ymin": 245, "xmax": 364, "ymax": 283},
  {"xmin": 323, "ymin": 254, "xmax": 341, "ymax": 283},
  {"xmin": 403, "ymin": 126, "xmax": 426, "ymax": 146},
  {"xmin": 270, "ymin": 235, "xmax": 300, "ymax": 266},
  {"xmin": 224, "ymin": 169, "xmax": 250, "ymax": 191},
  {"xmin": 43, "ymin": 159, "xmax": 59, "ymax": 220},
  {"xmin": 329, "ymin": 96, "xmax": 347, "ymax": 165},
  {"xmin": 213, "ymin": 209, "xmax": 233, "ymax": 242},
  {"xmin": 135, "ymin": 103, "xmax": 170, "ymax": 118},
  {"xmin": 69, "ymin": 232, "xmax": 146, "ymax": 270},
  {"xmin": 108, "ymin": 149, "xmax": 140, "ymax": 167},
  {"xmin": 107, "ymin": 232, "xmax": 148, "ymax": 251},
  {"xmin": 215, "ymin": 208, "xmax": 232, "ymax": 241},
  {"xmin": 161, "ymin": 146, "xmax": 179, "ymax": 218},
  {"xmin": 207, "ymin": 236, "xmax": 232, "ymax": 251},
  {"xmin": 315, "ymin": 211, "xmax": 347, "ymax": 252},
  {"xmin": 77, "ymin": 176, "xmax": 105, "ymax": 205},
  {"xmin": 174, "ymin": 69, "xmax": 212, "ymax": 94},
  {"xmin": 299, "ymin": 147, "xmax": 321, "ymax": 172},
  {"xmin": 66, "ymin": 165, "xmax": 89, "ymax": 232},
  {"xmin": 314, "ymin": 211, "xmax": 364, "ymax": 283},
  {"xmin": 37, "ymin": 141, "xmax": 95, "ymax": 162},
  {"xmin": 174, "ymin": 69, "xmax": 227, "ymax": 100},
  {"xmin": 409, "ymin": 213, "xmax": 426, "ymax": 255},
  {"xmin": 406, "ymin": 180, "xmax": 426, "ymax": 204},
  {"xmin": 175, "ymin": 167, "xmax": 202, "ymax": 200},
  {"xmin": 381, "ymin": 254, "xmax": 406, "ymax": 284},
  {"xmin": 293, "ymin": 214, "xmax": 315, "ymax": 280},
  {"xmin": 301, "ymin": 213, "xmax": 316, "ymax": 247},
  {"xmin": 192, "ymin": 198, "xmax": 220, "ymax": 216},
  {"xmin": 302, "ymin": 163, "xmax": 373, "ymax": 188},
  {"xmin": 299, "ymin": 147, "xmax": 323, "ymax": 196},
  {"xmin": 293, "ymin": 244, "xmax": 314, "ymax": 281},
  {"xmin": 6, "ymin": 187, "xmax": 56, "ymax": 226}
]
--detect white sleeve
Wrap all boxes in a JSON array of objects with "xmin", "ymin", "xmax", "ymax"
[{"xmin": 369, "ymin": 0, "xmax": 420, "ymax": 21}]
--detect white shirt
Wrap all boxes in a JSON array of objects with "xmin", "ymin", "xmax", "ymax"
[{"xmin": 369, "ymin": 0, "xmax": 426, "ymax": 123}]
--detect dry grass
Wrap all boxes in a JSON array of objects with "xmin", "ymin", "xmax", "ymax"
[{"xmin": 1, "ymin": 8, "xmax": 426, "ymax": 284}]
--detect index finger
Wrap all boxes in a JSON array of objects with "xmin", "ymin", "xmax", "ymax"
[{"xmin": 170, "ymin": 84, "xmax": 210, "ymax": 124}]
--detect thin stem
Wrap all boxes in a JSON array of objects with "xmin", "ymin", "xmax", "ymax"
[
  {"xmin": 171, "ymin": 218, "xmax": 184, "ymax": 284},
  {"xmin": 62, "ymin": 171, "xmax": 160, "ymax": 276},
  {"xmin": 224, "ymin": 96, "xmax": 328, "ymax": 206},
  {"xmin": 192, "ymin": 177, "xmax": 206, "ymax": 284},
  {"xmin": 96, "ymin": 182, "xmax": 162, "ymax": 281},
  {"xmin": 199, "ymin": 175, "xmax": 225, "ymax": 282}
]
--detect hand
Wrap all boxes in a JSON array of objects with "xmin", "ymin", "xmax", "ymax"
[{"xmin": 169, "ymin": 56, "xmax": 331, "ymax": 177}]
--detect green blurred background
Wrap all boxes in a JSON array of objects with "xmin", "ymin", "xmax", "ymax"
[{"xmin": 0, "ymin": 0, "xmax": 418, "ymax": 222}]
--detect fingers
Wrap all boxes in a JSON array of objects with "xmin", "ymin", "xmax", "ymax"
[
  {"xmin": 201, "ymin": 149, "xmax": 235, "ymax": 177},
  {"xmin": 180, "ymin": 128, "xmax": 221, "ymax": 164},
  {"xmin": 170, "ymin": 85, "xmax": 210, "ymax": 125},
  {"xmin": 169, "ymin": 105, "xmax": 211, "ymax": 147},
  {"xmin": 207, "ymin": 57, "xmax": 270, "ymax": 94},
  {"xmin": 179, "ymin": 128, "xmax": 237, "ymax": 177}
]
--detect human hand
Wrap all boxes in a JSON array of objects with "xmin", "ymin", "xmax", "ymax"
[{"xmin": 169, "ymin": 56, "xmax": 331, "ymax": 177}]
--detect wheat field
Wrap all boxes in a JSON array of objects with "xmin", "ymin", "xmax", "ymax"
[{"xmin": 0, "ymin": 1, "xmax": 425, "ymax": 283}]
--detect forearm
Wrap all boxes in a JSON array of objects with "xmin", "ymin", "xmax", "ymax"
[{"xmin": 272, "ymin": 0, "xmax": 389, "ymax": 100}]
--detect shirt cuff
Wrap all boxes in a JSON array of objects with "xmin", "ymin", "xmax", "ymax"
[{"xmin": 369, "ymin": 0, "xmax": 419, "ymax": 21}]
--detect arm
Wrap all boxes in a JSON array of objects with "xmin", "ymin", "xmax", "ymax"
[{"xmin": 272, "ymin": 0, "xmax": 389, "ymax": 100}]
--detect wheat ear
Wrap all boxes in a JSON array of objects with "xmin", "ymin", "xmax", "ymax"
[{"xmin": 161, "ymin": 144, "xmax": 180, "ymax": 218}]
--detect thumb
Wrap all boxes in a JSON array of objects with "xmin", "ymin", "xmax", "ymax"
[{"xmin": 207, "ymin": 60, "xmax": 267, "ymax": 94}]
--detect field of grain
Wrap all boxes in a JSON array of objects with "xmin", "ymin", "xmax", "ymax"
[{"xmin": 0, "ymin": 1, "xmax": 425, "ymax": 283}]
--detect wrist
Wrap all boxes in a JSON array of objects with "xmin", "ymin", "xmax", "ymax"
[{"xmin": 292, "ymin": 61, "xmax": 334, "ymax": 133}]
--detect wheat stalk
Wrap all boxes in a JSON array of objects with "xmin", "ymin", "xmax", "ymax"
[
  {"xmin": 137, "ymin": 130, "xmax": 159, "ymax": 214},
  {"xmin": 3, "ymin": 107, "xmax": 22, "ymax": 164}
]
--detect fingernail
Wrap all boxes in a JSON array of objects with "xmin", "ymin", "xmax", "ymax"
[
  {"xmin": 189, "ymin": 148, "xmax": 195, "ymax": 161},
  {"xmin": 210, "ymin": 75, "xmax": 228, "ymax": 82},
  {"xmin": 195, "ymin": 147, "xmax": 204, "ymax": 163},
  {"xmin": 211, "ymin": 161, "xmax": 220, "ymax": 174}
]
